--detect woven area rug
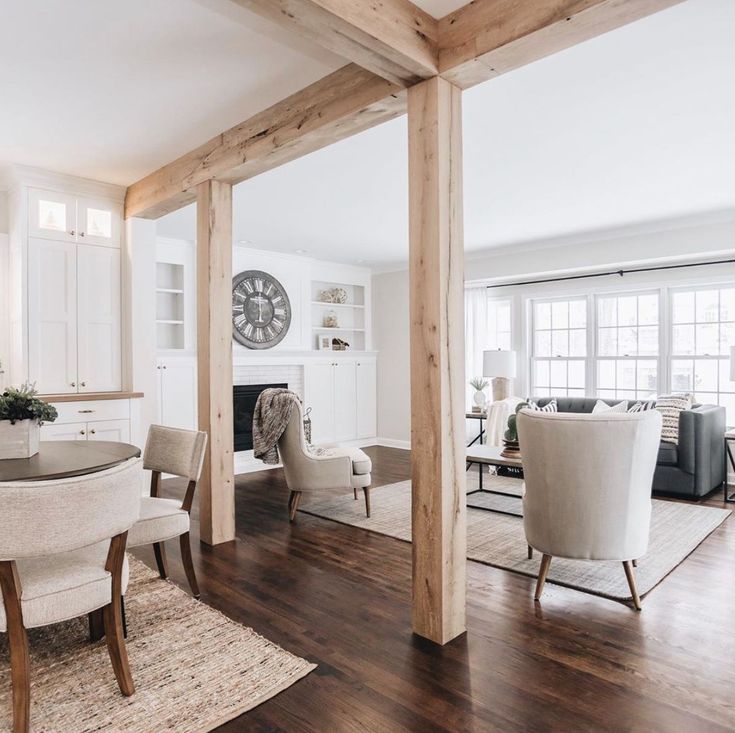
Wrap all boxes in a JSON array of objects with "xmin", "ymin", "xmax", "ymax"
[
  {"xmin": 300, "ymin": 476, "xmax": 731, "ymax": 603},
  {"xmin": 0, "ymin": 557, "xmax": 315, "ymax": 733}
]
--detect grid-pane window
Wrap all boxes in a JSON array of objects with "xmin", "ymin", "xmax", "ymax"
[
  {"xmin": 531, "ymin": 298, "xmax": 586, "ymax": 396},
  {"xmin": 595, "ymin": 293, "xmax": 659, "ymax": 400},
  {"xmin": 487, "ymin": 299, "xmax": 511, "ymax": 351},
  {"xmin": 671, "ymin": 287, "xmax": 735, "ymax": 421}
]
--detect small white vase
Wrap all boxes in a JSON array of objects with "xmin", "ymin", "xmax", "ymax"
[
  {"xmin": 0, "ymin": 419, "xmax": 40, "ymax": 459},
  {"xmin": 473, "ymin": 390, "xmax": 487, "ymax": 410}
]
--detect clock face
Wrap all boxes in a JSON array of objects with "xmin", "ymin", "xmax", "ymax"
[{"xmin": 232, "ymin": 270, "xmax": 291, "ymax": 349}]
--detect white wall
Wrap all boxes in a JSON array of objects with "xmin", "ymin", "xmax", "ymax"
[
  {"xmin": 372, "ymin": 269, "xmax": 410, "ymax": 447},
  {"xmin": 373, "ymin": 214, "xmax": 735, "ymax": 446},
  {"xmin": 0, "ymin": 192, "xmax": 8, "ymax": 234}
]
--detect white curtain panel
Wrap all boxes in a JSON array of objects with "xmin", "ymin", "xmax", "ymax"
[{"xmin": 465, "ymin": 286, "xmax": 491, "ymax": 409}]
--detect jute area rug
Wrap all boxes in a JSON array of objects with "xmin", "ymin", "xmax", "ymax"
[
  {"xmin": 0, "ymin": 557, "xmax": 315, "ymax": 733},
  {"xmin": 300, "ymin": 475, "xmax": 731, "ymax": 603}
]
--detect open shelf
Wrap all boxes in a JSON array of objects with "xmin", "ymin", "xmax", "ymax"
[
  {"xmin": 312, "ymin": 327, "xmax": 365, "ymax": 332},
  {"xmin": 310, "ymin": 301, "xmax": 365, "ymax": 309}
]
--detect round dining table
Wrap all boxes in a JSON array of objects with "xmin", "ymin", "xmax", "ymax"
[{"xmin": 0, "ymin": 441, "xmax": 141, "ymax": 482}]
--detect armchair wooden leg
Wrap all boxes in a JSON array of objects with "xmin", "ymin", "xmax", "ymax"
[
  {"xmin": 353, "ymin": 487, "xmax": 358, "ymax": 500},
  {"xmin": 632, "ymin": 558, "xmax": 638, "ymax": 568},
  {"xmin": 153, "ymin": 541, "xmax": 168, "ymax": 579},
  {"xmin": 89, "ymin": 597, "xmax": 127, "ymax": 642},
  {"xmin": 534, "ymin": 554, "xmax": 552, "ymax": 601},
  {"xmin": 103, "ymin": 533, "xmax": 135, "ymax": 696},
  {"xmin": 288, "ymin": 491, "xmax": 302, "ymax": 522},
  {"xmin": 179, "ymin": 532, "xmax": 200, "ymax": 599},
  {"xmin": 623, "ymin": 560, "xmax": 642, "ymax": 611},
  {"xmin": 0, "ymin": 561, "xmax": 30, "ymax": 733},
  {"xmin": 527, "ymin": 544, "xmax": 533, "ymax": 560},
  {"xmin": 363, "ymin": 487, "xmax": 371, "ymax": 518}
]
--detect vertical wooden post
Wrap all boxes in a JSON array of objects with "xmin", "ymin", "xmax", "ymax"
[
  {"xmin": 196, "ymin": 179, "xmax": 235, "ymax": 546},
  {"xmin": 408, "ymin": 76, "xmax": 466, "ymax": 645}
]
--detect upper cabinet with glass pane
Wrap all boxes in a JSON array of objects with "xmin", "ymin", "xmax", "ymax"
[{"xmin": 28, "ymin": 188, "xmax": 120, "ymax": 248}]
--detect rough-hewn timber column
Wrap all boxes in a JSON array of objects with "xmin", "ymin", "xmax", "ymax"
[
  {"xmin": 408, "ymin": 76, "xmax": 466, "ymax": 645},
  {"xmin": 197, "ymin": 179, "xmax": 235, "ymax": 546}
]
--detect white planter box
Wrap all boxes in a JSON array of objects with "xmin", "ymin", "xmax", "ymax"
[{"xmin": 0, "ymin": 419, "xmax": 40, "ymax": 459}]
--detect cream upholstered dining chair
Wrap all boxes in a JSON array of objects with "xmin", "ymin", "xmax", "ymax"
[
  {"xmin": 517, "ymin": 409, "xmax": 662, "ymax": 611},
  {"xmin": 126, "ymin": 425, "xmax": 207, "ymax": 598},
  {"xmin": 278, "ymin": 400, "xmax": 372, "ymax": 521},
  {"xmin": 0, "ymin": 458, "xmax": 143, "ymax": 733}
]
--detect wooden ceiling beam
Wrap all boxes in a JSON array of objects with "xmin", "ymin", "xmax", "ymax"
[
  {"xmin": 438, "ymin": 0, "xmax": 685, "ymax": 89},
  {"xmin": 230, "ymin": 0, "xmax": 438, "ymax": 87},
  {"xmin": 125, "ymin": 64, "xmax": 404, "ymax": 219}
]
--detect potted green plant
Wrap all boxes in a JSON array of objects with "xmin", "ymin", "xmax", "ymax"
[
  {"xmin": 469, "ymin": 376, "xmax": 489, "ymax": 411},
  {"xmin": 0, "ymin": 383, "xmax": 58, "ymax": 459}
]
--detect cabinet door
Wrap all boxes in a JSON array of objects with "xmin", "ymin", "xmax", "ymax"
[
  {"xmin": 304, "ymin": 362, "xmax": 335, "ymax": 443},
  {"xmin": 355, "ymin": 360, "xmax": 377, "ymax": 439},
  {"xmin": 333, "ymin": 361, "xmax": 357, "ymax": 442},
  {"xmin": 41, "ymin": 422, "xmax": 87, "ymax": 441},
  {"xmin": 77, "ymin": 244, "xmax": 121, "ymax": 392},
  {"xmin": 88, "ymin": 419, "xmax": 130, "ymax": 442},
  {"xmin": 160, "ymin": 360, "xmax": 197, "ymax": 430},
  {"xmin": 28, "ymin": 189, "xmax": 77, "ymax": 242},
  {"xmin": 28, "ymin": 239, "xmax": 78, "ymax": 393},
  {"xmin": 77, "ymin": 197, "xmax": 121, "ymax": 248}
]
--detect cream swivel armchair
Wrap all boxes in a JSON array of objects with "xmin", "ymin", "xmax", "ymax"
[
  {"xmin": 517, "ymin": 410, "xmax": 662, "ymax": 611},
  {"xmin": 278, "ymin": 400, "xmax": 372, "ymax": 521},
  {"xmin": 127, "ymin": 425, "xmax": 208, "ymax": 599},
  {"xmin": 0, "ymin": 458, "xmax": 143, "ymax": 733}
]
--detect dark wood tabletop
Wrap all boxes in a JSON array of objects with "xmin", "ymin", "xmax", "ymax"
[{"xmin": 0, "ymin": 441, "xmax": 141, "ymax": 482}]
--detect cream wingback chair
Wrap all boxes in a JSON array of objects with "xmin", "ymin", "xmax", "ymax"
[
  {"xmin": 127, "ymin": 425, "xmax": 208, "ymax": 599},
  {"xmin": 278, "ymin": 401, "xmax": 372, "ymax": 521},
  {"xmin": 0, "ymin": 458, "xmax": 143, "ymax": 733},
  {"xmin": 517, "ymin": 410, "xmax": 662, "ymax": 611}
]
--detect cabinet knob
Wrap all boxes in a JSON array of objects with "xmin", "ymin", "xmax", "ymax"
[
  {"xmin": 80, "ymin": 381, "xmax": 86, "ymax": 387},
  {"xmin": 90, "ymin": 429, "xmax": 96, "ymax": 435},
  {"xmin": 79, "ymin": 231, "xmax": 85, "ymax": 237},
  {"xmin": 80, "ymin": 429, "xmax": 85, "ymax": 435},
  {"xmin": 70, "ymin": 381, "xmax": 76, "ymax": 387},
  {"xmin": 163, "ymin": 365, "xmax": 167, "ymax": 370},
  {"xmin": 69, "ymin": 230, "xmax": 76, "ymax": 236}
]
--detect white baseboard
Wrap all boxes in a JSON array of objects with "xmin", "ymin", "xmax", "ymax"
[{"xmin": 376, "ymin": 437, "xmax": 411, "ymax": 450}]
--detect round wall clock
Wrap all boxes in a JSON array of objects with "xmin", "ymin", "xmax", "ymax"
[{"xmin": 232, "ymin": 269, "xmax": 291, "ymax": 349}]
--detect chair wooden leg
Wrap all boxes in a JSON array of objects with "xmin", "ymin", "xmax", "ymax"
[
  {"xmin": 179, "ymin": 532, "xmax": 200, "ymax": 599},
  {"xmin": 288, "ymin": 491, "xmax": 302, "ymax": 522},
  {"xmin": 153, "ymin": 541, "xmax": 168, "ymax": 579},
  {"xmin": 632, "ymin": 558, "xmax": 638, "ymax": 568},
  {"xmin": 534, "ymin": 554, "xmax": 552, "ymax": 601},
  {"xmin": 353, "ymin": 487, "xmax": 358, "ymax": 500},
  {"xmin": 363, "ymin": 487, "xmax": 371, "ymax": 518},
  {"xmin": 89, "ymin": 597, "xmax": 127, "ymax": 642},
  {"xmin": 103, "ymin": 533, "xmax": 135, "ymax": 696},
  {"xmin": 527, "ymin": 544, "xmax": 533, "ymax": 560},
  {"xmin": 623, "ymin": 560, "xmax": 642, "ymax": 611},
  {"xmin": 0, "ymin": 561, "xmax": 30, "ymax": 733}
]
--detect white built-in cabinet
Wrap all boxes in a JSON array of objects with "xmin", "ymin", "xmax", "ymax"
[
  {"xmin": 40, "ymin": 397, "xmax": 132, "ymax": 443},
  {"xmin": 156, "ymin": 357, "xmax": 197, "ymax": 430},
  {"xmin": 304, "ymin": 357, "xmax": 377, "ymax": 444}
]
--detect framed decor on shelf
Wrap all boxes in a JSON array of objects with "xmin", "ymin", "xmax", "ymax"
[{"xmin": 317, "ymin": 333, "xmax": 333, "ymax": 351}]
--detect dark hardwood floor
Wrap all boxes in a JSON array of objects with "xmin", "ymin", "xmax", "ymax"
[{"xmin": 132, "ymin": 447, "xmax": 735, "ymax": 732}]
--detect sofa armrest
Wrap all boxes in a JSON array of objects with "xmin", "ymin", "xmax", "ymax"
[{"xmin": 678, "ymin": 405, "xmax": 726, "ymax": 492}]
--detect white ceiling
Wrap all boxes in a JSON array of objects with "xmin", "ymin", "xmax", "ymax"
[{"xmin": 154, "ymin": 0, "xmax": 735, "ymax": 268}]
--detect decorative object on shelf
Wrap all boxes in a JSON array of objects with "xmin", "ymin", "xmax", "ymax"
[
  {"xmin": 303, "ymin": 406, "xmax": 312, "ymax": 444},
  {"xmin": 232, "ymin": 270, "xmax": 292, "ymax": 350},
  {"xmin": 501, "ymin": 401, "xmax": 529, "ymax": 459},
  {"xmin": 332, "ymin": 337, "xmax": 350, "ymax": 351},
  {"xmin": 483, "ymin": 349, "xmax": 517, "ymax": 401},
  {"xmin": 469, "ymin": 376, "xmax": 489, "ymax": 412},
  {"xmin": 318, "ymin": 287, "xmax": 348, "ymax": 304},
  {"xmin": 323, "ymin": 311, "xmax": 339, "ymax": 328},
  {"xmin": 0, "ymin": 383, "xmax": 58, "ymax": 459},
  {"xmin": 317, "ymin": 333, "xmax": 333, "ymax": 351}
]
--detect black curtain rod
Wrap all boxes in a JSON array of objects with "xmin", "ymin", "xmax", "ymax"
[{"xmin": 485, "ymin": 257, "xmax": 735, "ymax": 289}]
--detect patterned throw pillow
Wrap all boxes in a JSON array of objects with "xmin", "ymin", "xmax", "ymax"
[
  {"xmin": 628, "ymin": 400, "xmax": 656, "ymax": 413},
  {"xmin": 525, "ymin": 398, "xmax": 558, "ymax": 413},
  {"xmin": 592, "ymin": 399, "xmax": 628, "ymax": 413},
  {"xmin": 655, "ymin": 394, "xmax": 693, "ymax": 444}
]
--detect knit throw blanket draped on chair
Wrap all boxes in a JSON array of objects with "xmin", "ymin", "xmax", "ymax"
[{"xmin": 253, "ymin": 388, "xmax": 299, "ymax": 465}]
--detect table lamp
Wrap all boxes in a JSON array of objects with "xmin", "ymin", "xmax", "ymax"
[{"xmin": 483, "ymin": 349, "xmax": 517, "ymax": 402}]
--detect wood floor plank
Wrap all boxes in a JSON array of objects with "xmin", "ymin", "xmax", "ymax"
[{"xmin": 132, "ymin": 446, "xmax": 735, "ymax": 732}]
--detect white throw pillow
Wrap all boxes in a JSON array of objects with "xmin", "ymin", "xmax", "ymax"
[
  {"xmin": 592, "ymin": 399, "xmax": 627, "ymax": 413},
  {"xmin": 655, "ymin": 394, "xmax": 693, "ymax": 444}
]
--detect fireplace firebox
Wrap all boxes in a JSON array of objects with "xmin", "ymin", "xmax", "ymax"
[{"xmin": 233, "ymin": 383, "xmax": 287, "ymax": 452}]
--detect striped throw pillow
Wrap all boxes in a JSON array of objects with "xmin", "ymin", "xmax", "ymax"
[
  {"xmin": 526, "ymin": 398, "xmax": 558, "ymax": 413},
  {"xmin": 628, "ymin": 400, "xmax": 656, "ymax": 413},
  {"xmin": 655, "ymin": 394, "xmax": 692, "ymax": 444}
]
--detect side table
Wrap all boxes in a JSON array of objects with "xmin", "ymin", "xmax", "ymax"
[{"xmin": 724, "ymin": 431, "xmax": 735, "ymax": 503}]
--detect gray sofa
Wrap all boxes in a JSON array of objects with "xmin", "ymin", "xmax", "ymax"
[{"xmin": 532, "ymin": 397, "xmax": 726, "ymax": 499}]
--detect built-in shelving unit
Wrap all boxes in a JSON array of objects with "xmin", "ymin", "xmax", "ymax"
[
  {"xmin": 310, "ymin": 280, "xmax": 366, "ymax": 351},
  {"xmin": 156, "ymin": 262, "xmax": 185, "ymax": 350}
]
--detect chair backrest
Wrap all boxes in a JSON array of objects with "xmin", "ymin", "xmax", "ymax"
[
  {"xmin": 0, "ymin": 457, "xmax": 143, "ymax": 560},
  {"xmin": 277, "ymin": 401, "xmax": 311, "ymax": 490},
  {"xmin": 517, "ymin": 410, "xmax": 662, "ymax": 561},
  {"xmin": 144, "ymin": 425, "xmax": 208, "ymax": 480}
]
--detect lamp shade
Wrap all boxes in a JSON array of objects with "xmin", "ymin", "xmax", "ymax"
[
  {"xmin": 483, "ymin": 350, "xmax": 517, "ymax": 379},
  {"xmin": 731, "ymin": 346, "xmax": 735, "ymax": 381}
]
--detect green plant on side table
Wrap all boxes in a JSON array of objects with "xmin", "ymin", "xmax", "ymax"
[
  {"xmin": 0, "ymin": 383, "xmax": 58, "ymax": 459},
  {"xmin": 502, "ymin": 401, "xmax": 530, "ymax": 458}
]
